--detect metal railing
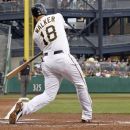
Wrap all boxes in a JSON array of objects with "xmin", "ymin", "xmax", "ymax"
[
  {"xmin": 0, "ymin": 0, "xmax": 23, "ymax": 12},
  {"xmin": 0, "ymin": 0, "xmax": 130, "ymax": 13},
  {"xmin": 69, "ymin": 34, "xmax": 130, "ymax": 47},
  {"xmin": 57, "ymin": 0, "xmax": 130, "ymax": 10}
]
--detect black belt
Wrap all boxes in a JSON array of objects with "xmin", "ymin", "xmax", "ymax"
[{"xmin": 44, "ymin": 50, "xmax": 63, "ymax": 56}]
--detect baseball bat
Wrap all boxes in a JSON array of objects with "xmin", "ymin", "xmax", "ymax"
[{"xmin": 6, "ymin": 51, "xmax": 43, "ymax": 79}]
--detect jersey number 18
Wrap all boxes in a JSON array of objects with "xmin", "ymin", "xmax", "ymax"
[{"xmin": 40, "ymin": 25, "xmax": 57, "ymax": 45}]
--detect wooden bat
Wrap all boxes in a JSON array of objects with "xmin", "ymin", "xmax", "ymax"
[{"xmin": 6, "ymin": 51, "xmax": 43, "ymax": 79}]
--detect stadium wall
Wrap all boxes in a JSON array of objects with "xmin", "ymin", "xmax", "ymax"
[{"xmin": 6, "ymin": 75, "xmax": 130, "ymax": 93}]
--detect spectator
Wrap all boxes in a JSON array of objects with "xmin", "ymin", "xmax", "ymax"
[
  {"xmin": 61, "ymin": 0, "xmax": 68, "ymax": 9},
  {"xmin": 18, "ymin": 58, "xmax": 31, "ymax": 97}
]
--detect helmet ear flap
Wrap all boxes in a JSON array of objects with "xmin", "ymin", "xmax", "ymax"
[{"xmin": 31, "ymin": 3, "xmax": 47, "ymax": 17}]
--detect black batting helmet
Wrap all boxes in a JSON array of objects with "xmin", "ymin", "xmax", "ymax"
[{"xmin": 31, "ymin": 3, "xmax": 47, "ymax": 17}]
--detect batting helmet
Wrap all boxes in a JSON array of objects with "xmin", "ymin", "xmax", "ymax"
[{"xmin": 31, "ymin": 3, "xmax": 47, "ymax": 17}]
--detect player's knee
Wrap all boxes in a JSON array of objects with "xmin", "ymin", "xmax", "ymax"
[
  {"xmin": 47, "ymin": 93, "xmax": 57, "ymax": 102},
  {"xmin": 49, "ymin": 95, "xmax": 56, "ymax": 102}
]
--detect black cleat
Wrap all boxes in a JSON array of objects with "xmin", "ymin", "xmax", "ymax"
[{"xmin": 81, "ymin": 119, "xmax": 92, "ymax": 123}]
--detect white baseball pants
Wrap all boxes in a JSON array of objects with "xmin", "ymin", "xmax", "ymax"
[{"xmin": 22, "ymin": 52, "xmax": 92, "ymax": 120}]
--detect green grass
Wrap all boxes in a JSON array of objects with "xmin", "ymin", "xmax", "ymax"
[
  {"xmin": 36, "ymin": 94, "xmax": 81, "ymax": 113},
  {"xmin": 1, "ymin": 93, "xmax": 130, "ymax": 113},
  {"xmin": 38, "ymin": 94, "xmax": 130, "ymax": 114},
  {"xmin": 93, "ymin": 98, "xmax": 130, "ymax": 113}
]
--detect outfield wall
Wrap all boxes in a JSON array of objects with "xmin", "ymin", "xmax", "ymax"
[{"xmin": 7, "ymin": 75, "xmax": 130, "ymax": 93}]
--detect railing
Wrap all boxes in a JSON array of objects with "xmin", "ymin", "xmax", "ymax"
[
  {"xmin": 102, "ymin": 0, "xmax": 130, "ymax": 9},
  {"xmin": 0, "ymin": 0, "xmax": 130, "ymax": 13},
  {"xmin": 57, "ymin": 0, "xmax": 130, "ymax": 10},
  {"xmin": 69, "ymin": 34, "xmax": 130, "ymax": 47},
  {"xmin": 10, "ymin": 34, "xmax": 130, "ymax": 49},
  {"xmin": 0, "ymin": 0, "xmax": 23, "ymax": 12}
]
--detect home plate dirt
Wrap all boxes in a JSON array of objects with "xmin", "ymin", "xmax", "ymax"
[{"xmin": 0, "ymin": 113, "xmax": 130, "ymax": 130}]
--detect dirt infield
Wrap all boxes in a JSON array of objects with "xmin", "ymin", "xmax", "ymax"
[{"xmin": 0, "ymin": 98, "xmax": 130, "ymax": 130}]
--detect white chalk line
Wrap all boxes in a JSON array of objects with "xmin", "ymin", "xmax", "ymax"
[{"xmin": 0, "ymin": 118, "xmax": 130, "ymax": 127}]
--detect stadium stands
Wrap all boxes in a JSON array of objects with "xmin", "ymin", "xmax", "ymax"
[{"xmin": 0, "ymin": 0, "xmax": 130, "ymax": 61}]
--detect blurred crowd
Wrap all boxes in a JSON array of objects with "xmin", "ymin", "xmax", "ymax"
[
  {"xmin": 78, "ymin": 57, "xmax": 130, "ymax": 78},
  {"xmin": 32, "ymin": 56, "xmax": 130, "ymax": 78},
  {"xmin": 58, "ymin": 0, "xmax": 93, "ymax": 10},
  {"xmin": 0, "ymin": 0, "xmax": 23, "ymax": 12}
]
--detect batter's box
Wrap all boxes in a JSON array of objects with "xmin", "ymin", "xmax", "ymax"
[
  {"xmin": 1, "ymin": 118, "xmax": 130, "ymax": 126},
  {"xmin": 0, "ymin": 119, "xmax": 8, "ymax": 124}
]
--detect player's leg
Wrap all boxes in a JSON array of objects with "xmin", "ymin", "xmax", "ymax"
[
  {"xmin": 61, "ymin": 54, "xmax": 92, "ymax": 122},
  {"xmin": 50, "ymin": 53, "xmax": 92, "ymax": 121},
  {"xmin": 22, "ymin": 66, "xmax": 62, "ymax": 115},
  {"xmin": 9, "ymin": 63, "xmax": 62, "ymax": 123}
]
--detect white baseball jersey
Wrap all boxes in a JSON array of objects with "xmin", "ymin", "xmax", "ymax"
[{"xmin": 33, "ymin": 13, "xmax": 70, "ymax": 54}]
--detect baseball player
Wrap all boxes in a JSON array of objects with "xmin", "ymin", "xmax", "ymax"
[{"xmin": 9, "ymin": 3, "xmax": 92, "ymax": 124}]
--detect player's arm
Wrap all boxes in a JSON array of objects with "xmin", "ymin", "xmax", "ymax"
[{"xmin": 64, "ymin": 22, "xmax": 71, "ymax": 29}]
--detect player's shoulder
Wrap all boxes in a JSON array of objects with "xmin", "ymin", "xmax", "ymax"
[
  {"xmin": 55, "ymin": 13, "xmax": 63, "ymax": 17},
  {"xmin": 54, "ymin": 13, "xmax": 64, "ymax": 21},
  {"xmin": 49, "ymin": 13, "xmax": 63, "ymax": 18}
]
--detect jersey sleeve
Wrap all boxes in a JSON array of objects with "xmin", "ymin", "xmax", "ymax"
[
  {"xmin": 57, "ymin": 13, "xmax": 71, "ymax": 29},
  {"xmin": 64, "ymin": 22, "xmax": 71, "ymax": 29}
]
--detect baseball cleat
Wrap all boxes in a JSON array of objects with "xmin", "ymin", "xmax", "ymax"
[
  {"xmin": 9, "ymin": 102, "xmax": 23, "ymax": 124},
  {"xmin": 81, "ymin": 119, "xmax": 92, "ymax": 123}
]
